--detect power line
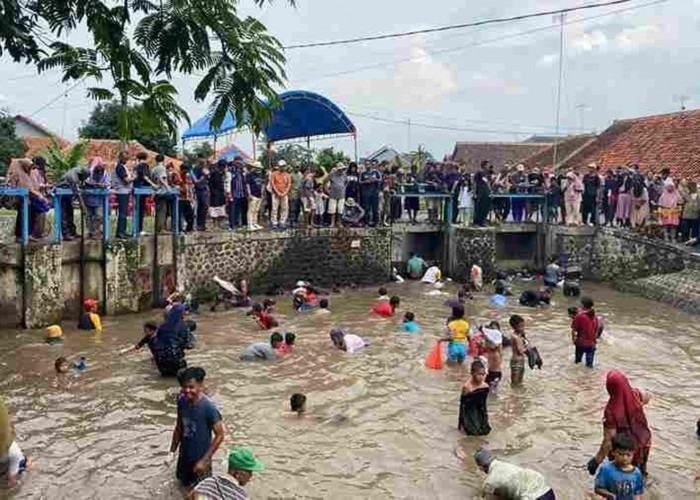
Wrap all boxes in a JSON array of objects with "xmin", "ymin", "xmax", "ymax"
[
  {"xmin": 346, "ymin": 110, "xmax": 569, "ymax": 136},
  {"xmin": 283, "ymin": 0, "xmax": 632, "ymax": 49},
  {"xmin": 31, "ymin": 77, "xmax": 87, "ymax": 117},
  {"xmin": 292, "ymin": 0, "xmax": 667, "ymax": 84}
]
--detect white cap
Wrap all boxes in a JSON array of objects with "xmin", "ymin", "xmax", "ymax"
[{"xmin": 277, "ymin": 159, "xmax": 287, "ymax": 167}]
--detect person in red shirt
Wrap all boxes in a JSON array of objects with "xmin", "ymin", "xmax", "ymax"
[
  {"xmin": 372, "ymin": 295, "xmax": 400, "ymax": 317},
  {"xmin": 571, "ymin": 296, "xmax": 599, "ymax": 368},
  {"xmin": 248, "ymin": 303, "xmax": 279, "ymax": 330}
]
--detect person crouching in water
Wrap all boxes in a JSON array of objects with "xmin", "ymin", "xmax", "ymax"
[
  {"xmin": 474, "ymin": 447, "xmax": 555, "ymax": 500},
  {"xmin": 518, "ymin": 287, "xmax": 552, "ymax": 307},
  {"xmin": 78, "ymin": 299, "xmax": 102, "ymax": 331},
  {"xmin": 371, "ymin": 295, "xmax": 400, "ymax": 317},
  {"xmin": 458, "ymin": 358, "xmax": 491, "ymax": 436},
  {"xmin": 571, "ymin": 297, "xmax": 599, "ymax": 368},
  {"xmin": 249, "ymin": 303, "xmax": 278, "ymax": 329},
  {"xmin": 330, "ymin": 329, "xmax": 368, "ymax": 354}
]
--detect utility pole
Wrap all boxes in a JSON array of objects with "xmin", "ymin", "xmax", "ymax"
[
  {"xmin": 551, "ymin": 12, "xmax": 566, "ymax": 170},
  {"xmin": 673, "ymin": 94, "xmax": 689, "ymax": 111}
]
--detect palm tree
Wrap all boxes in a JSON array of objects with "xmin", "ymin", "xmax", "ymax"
[{"xmin": 410, "ymin": 145, "xmax": 429, "ymax": 174}]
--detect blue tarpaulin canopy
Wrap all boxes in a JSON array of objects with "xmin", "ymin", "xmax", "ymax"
[
  {"xmin": 263, "ymin": 90, "xmax": 356, "ymax": 143},
  {"xmin": 181, "ymin": 111, "xmax": 237, "ymax": 140},
  {"xmin": 181, "ymin": 90, "xmax": 356, "ymax": 143}
]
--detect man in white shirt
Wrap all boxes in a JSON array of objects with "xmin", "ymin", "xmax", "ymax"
[{"xmin": 474, "ymin": 447, "xmax": 555, "ymax": 500}]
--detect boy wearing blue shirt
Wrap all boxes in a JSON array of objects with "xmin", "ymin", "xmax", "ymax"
[
  {"xmin": 594, "ymin": 432, "xmax": 643, "ymax": 500},
  {"xmin": 401, "ymin": 311, "xmax": 420, "ymax": 332}
]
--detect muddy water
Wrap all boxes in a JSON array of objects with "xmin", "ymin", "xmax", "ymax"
[{"xmin": 1, "ymin": 281, "xmax": 699, "ymax": 499}]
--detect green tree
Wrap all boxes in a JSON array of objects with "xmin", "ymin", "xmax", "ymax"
[
  {"xmin": 261, "ymin": 143, "xmax": 313, "ymax": 169},
  {"xmin": 43, "ymin": 139, "xmax": 89, "ymax": 182},
  {"xmin": 7, "ymin": 0, "xmax": 293, "ymax": 144},
  {"xmin": 409, "ymin": 145, "xmax": 434, "ymax": 174},
  {"xmin": 183, "ymin": 142, "xmax": 215, "ymax": 165},
  {"xmin": 315, "ymin": 147, "xmax": 352, "ymax": 172},
  {"xmin": 0, "ymin": 114, "xmax": 26, "ymax": 177},
  {"xmin": 79, "ymin": 101, "xmax": 177, "ymax": 156}
]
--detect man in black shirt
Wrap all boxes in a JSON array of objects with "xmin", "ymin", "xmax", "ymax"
[
  {"xmin": 360, "ymin": 162, "xmax": 381, "ymax": 226},
  {"xmin": 473, "ymin": 160, "xmax": 491, "ymax": 227},
  {"xmin": 582, "ymin": 163, "xmax": 601, "ymax": 225}
]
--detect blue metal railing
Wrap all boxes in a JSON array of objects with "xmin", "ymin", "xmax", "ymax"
[
  {"xmin": 0, "ymin": 187, "xmax": 29, "ymax": 246},
  {"xmin": 51, "ymin": 187, "xmax": 181, "ymax": 242}
]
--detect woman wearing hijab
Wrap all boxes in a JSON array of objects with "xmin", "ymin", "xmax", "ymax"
[
  {"xmin": 564, "ymin": 170, "xmax": 583, "ymax": 226},
  {"xmin": 8, "ymin": 158, "xmax": 48, "ymax": 242},
  {"xmin": 588, "ymin": 370, "xmax": 652, "ymax": 478},
  {"xmin": 658, "ymin": 177, "xmax": 680, "ymax": 242},
  {"xmin": 152, "ymin": 303, "xmax": 192, "ymax": 376}
]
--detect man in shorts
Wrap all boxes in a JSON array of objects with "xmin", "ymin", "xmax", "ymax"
[{"xmin": 328, "ymin": 163, "xmax": 348, "ymax": 227}]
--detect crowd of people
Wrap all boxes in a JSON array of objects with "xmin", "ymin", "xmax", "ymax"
[
  {"xmin": 4, "ymin": 152, "xmax": 699, "ymax": 245},
  {"xmin": 1, "ymin": 246, "xmax": 681, "ymax": 499}
]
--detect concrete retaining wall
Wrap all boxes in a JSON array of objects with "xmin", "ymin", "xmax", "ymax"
[{"xmin": 0, "ymin": 228, "xmax": 392, "ymax": 328}]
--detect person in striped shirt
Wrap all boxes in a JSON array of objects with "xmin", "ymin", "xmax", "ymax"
[{"xmin": 191, "ymin": 448, "xmax": 265, "ymax": 500}]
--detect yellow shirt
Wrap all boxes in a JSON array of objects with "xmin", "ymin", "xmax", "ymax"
[
  {"xmin": 447, "ymin": 318, "xmax": 469, "ymax": 341},
  {"xmin": 89, "ymin": 313, "xmax": 103, "ymax": 332}
]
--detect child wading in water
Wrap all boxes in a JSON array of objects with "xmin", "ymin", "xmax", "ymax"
[
  {"xmin": 509, "ymin": 315, "xmax": 528, "ymax": 387},
  {"xmin": 78, "ymin": 299, "xmax": 102, "ymax": 332},
  {"xmin": 443, "ymin": 305, "xmax": 469, "ymax": 364},
  {"xmin": 483, "ymin": 322, "xmax": 504, "ymax": 394},
  {"xmin": 594, "ymin": 432, "xmax": 644, "ymax": 499},
  {"xmin": 458, "ymin": 358, "xmax": 491, "ymax": 436}
]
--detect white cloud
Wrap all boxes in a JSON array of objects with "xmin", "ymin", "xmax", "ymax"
[
  {"xmin": 571, "ymin": 30, "xmax": 608, "ymax": 53},
  {"xmin": 614, "ymin": 25, "xmax": 663, "ymax": 52},
  {"xmin": 537, "ymin": 53, "xmax": 558, "ymax": 67},
  {"xmin": 328, "ymin": 35, "xmax": 458, "ymax": 111}
]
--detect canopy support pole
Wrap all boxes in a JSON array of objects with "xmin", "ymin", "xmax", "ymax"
[
  {"xmin": 354, "ymin": 133, "xmax": 358, "ymax": 163},
  {"xmin": 306, "ymin": 136, "xmax": 310, "ymax": 150},
  {"xmin": 252, "ymin": 130, "xmax": 257, "ymax": 161}
]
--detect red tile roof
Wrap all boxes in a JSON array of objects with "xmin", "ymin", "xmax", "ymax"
[
  {"xmin": 450, "ymin": 141, "xmax": 551, "ymax": 172},
  {"xmin": 522, "ymin": 134, "xmax": 597, "ymax": 170},
  {"xmin": 14, "ymin": 114, "xmax": 63, "ymax": 139},
  {"xmin": 565, "ymin": 109, "xmax": 700, "ymax": 179}
]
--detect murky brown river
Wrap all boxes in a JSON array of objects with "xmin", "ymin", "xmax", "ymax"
[{"xmin": 1, "ymin": 281, "xmax": 699, "ymax": 499}]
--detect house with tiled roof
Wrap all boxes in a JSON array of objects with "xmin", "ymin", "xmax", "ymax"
[
  {"xmin": 450, "ymin": 141, "xmax": 551, "ymax": 172},
  {"xmin": 560, "ymin": 109, "xmax": 700, "ymax": 179},
  {"xmin": 521, "ymin": 134, "xmax": 597, "ymax": 170}
]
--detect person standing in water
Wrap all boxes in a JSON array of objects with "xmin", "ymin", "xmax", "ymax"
[
  {"xmin": 458, "ymin": 359, "xmax": 491, "ymax": 436},
  {"xmin": 571, "ymin": 297, "xmax": 599, "ymax": 368},
  {"xmin": 171, "ymin": 367, "xmax": 225, "ymax": 488},
  {"xmin": 587, "ymin": 370, "xmax": 652, "ymax": 479},
  {"xmin": 509, "ymin": 315, "xmax": 528, "ymax": 387}
]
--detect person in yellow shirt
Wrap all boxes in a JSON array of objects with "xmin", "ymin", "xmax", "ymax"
[
  {"xmin": 78, "ymin": 299, "xmax": 102, "ymax": 332},
  {"xmin": 441, "ymin": 304, "xmax": 469, "ymax": 364}
]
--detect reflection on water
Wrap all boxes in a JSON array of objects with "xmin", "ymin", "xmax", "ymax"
[{"xmin": 1, "ymin": 282, "xmax": 699, "ymax": 499}]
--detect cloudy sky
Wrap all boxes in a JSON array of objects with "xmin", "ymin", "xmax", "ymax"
[{"xmin": 1, "ymin": 0, "xmax": 697, "ymax": 160}]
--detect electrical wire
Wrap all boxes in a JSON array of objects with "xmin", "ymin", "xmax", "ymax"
[
  {"xmin": 292, "ymin": 0, "xmax": 667, "ymax": 84},
  {"xmin": 283, "ymin": 0, "xmax": 632, "ymax": 49},
  {"xmin": 30, "ymin": 77, "xmax": 87, "ymax": 117},
  {"xmin": 346, "ymin": 110, "xmax": 569, "ymax": 136}
]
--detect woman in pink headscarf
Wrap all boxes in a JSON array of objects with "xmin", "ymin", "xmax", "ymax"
[
  {"xmin": 588, "ymin": 370, "xmax": 652, "ymax": 477},
  {"xmin": 658, "ymin": 177, "xmax": 680, "ymax": 242}
]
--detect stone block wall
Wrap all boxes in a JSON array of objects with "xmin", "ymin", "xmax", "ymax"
[
  {"xmin": 450, "ymin": 227, "xmax": 496, "ymax": 282},
  {"xmin": 180, "ymin": 228, "xmax": 392, "ymax": 300},
  {"xmin": 590, "ymin": 229, "xmax": 686, "ymax": 282}
]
